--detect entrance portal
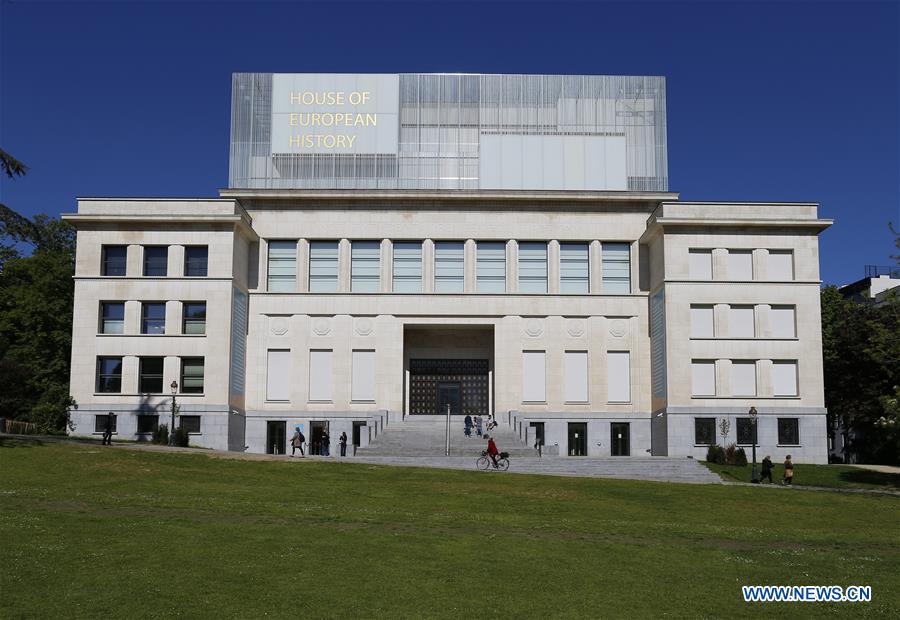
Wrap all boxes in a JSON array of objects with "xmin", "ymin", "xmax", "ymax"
[
  {"xmin": 409, "ymin": 359, "xmax": 488, "ymax": 415},
  {"xmin": 266, "ymin": 421, "xmax": 286, "ymax": 455},
  {"xmin": 611, "ymin": 422, "xmax": 630, "ymax": 456},
  {"xmin": 568, "ymin": 422, "xmax": 588, "ymax": 456},
  {"xmin": 310, "ymin": 421, "xmax": 330, "ymax": 456}
]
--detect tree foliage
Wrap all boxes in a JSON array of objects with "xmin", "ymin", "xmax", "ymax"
[{"xmin": 0, "ymin": 152, "xmax": 76, "ymax": 433}]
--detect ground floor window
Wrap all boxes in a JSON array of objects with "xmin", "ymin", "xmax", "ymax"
[
  {"xmin": 694, "ymin": 418, "xmax": 716, "ymax": 445},
  {"xmin": 778, "ymin": 417, "xmax": 800, "ymax": 445},
  {"xmin": 180, "ymin": 415, "xmax": 201, "ymax": 434},
  {"xmin": 94, "ymin": 414, "xmax": 117, "ymax": 433},
  {"xmin": 736, "ymin": 417, "xmax": 757, "ymax": 445},
  {"xmin": 137, "ymin": 414, "xmax": 158, "ymax": 434}
]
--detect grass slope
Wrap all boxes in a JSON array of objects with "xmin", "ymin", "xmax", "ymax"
[
  {"xmin": 703, "ymin": 461, "xmax": 900, "ymax": 490},
  {"xmin": 1, "ymin": 438, "xmax": 898, "ymax": 619}
]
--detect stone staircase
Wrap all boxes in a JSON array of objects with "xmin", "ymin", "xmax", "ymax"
[{"xmin": 357, "ymin": 415, "xmax": 537, "ymax": 457}]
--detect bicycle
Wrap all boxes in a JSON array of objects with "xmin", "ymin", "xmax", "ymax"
[{"xmin": 476, "ymin": 450, "xmax": 510, "ymax": 471}]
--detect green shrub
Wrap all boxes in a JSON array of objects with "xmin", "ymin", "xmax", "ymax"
[
  {"xmin": 733, "ymin": 447, "xmax": 748, "ymax": 466},
  {"xmin": 152, "ymin": 424, "xmax": 169, "ymax": 445},
  {"xmin": 172, "ymin": 426, "xmax": 190, "ymax": 448},
  {"xmin": 706, "ymin": 444, "xmax": 726, "ymax": 464}
]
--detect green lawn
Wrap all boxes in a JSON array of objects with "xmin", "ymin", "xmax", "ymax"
[
  {"xmin": 703, "ymin": 461, "xmax": 900, "ymax": 491},
  {"xmin": 2, "ymin": 438, "xmax": 898, "ymax": 618}
]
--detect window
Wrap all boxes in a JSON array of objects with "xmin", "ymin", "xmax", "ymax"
[
  {"xmin": 770, "ymin": 306, "xmax": 796, "ymax": 338},
  {"xmin": 99, "ymin": 302, "xmax": 125, "ymax": 334},
  {"xmin": 476, "ymin": 242, "xmax": 506, "ymax": 293},
  {"xmin": 309, "ymin": 350, "xmax": 333, "ymax": 401},
  {"xmin": 768, "ymin": 250, "xmax": 794, "ymax": 280},
  {"xmin": 778, "ymin": 418, "xmax": 800, "ymax": 445},
  {"xmin": 309, "ymin": 241, "xmax": 339, "ymax": 292},
  {"xmin": 96, "ymin": 357, "xmax": 122, "ymax": 393},
  {"xmin": 607, "ymin": 351, "xmax": 631, "ymax": 403},
  {"xmin": 729, "ymin": 306, "xmax": 755, "ymax": 338},
  {"xmin": 137, "ymin": 415, "xmax": 158, "ymax": 434},
  {"xmin": 518, "ymin": 242, "xmax": 548, "ymax": 293},
  {"xmin": 184, "ymin": 246, "xmax": 208, "ymax": 277},
  {"xmin": 727, "ymin": 250, "xmax": 753, "ymax": 280},
  {"xmin": 692, "ymin": 360, "xmax": 716, "ymax": 396},
  {"xmin": 101, "ymin": 245, "xmax": 127, "ymax": 276},
  {"xmin": 560, "ymin": 243, "xmax": 589, "ymax": 294},
  {"xmin": 772, "ymin": 361, "xmax": 798, "ymax": 396},
  {"xmin": 139, "ymin": 357, "xmax": 164, "ymax": 394},
  {"xmin": 182, "ymin": 302, "xmax": 206, "ymax": 335},
  {"xmin": 689, "ymin": 249, "xmax": 713, "ymax": 280},
  {"xmin": 393, "ymin": 241, "xmax": 423, "ymax": 293},
  {"xmin": 351, "ymin": 241, "xmax": 380, "ymax": 292},
  {"xmin": 266, "ymin": 350, "xmax": 291, "ymax": 401},
  {"xmin": 601, "ymin": 243, "xmax": 631, "ymax": 293},
  {"xmin": 736, "ymin": 418, "xmax": 758, "ymax": 445},
  {"xmin": 434, "ymin": 241, "xmax": 464, "ymax": 293},
  {"xmin": 351, "ymin": 350, "xmax": 376, "ymax": 401},
  {"xmin": 180, "ymin": 358, "xmax": 204, "ymax": 394},
  {"xmin": 143, "ymin": 246, "xmax": 168, "ymax": 277},
  {"xmin": 141, "ymin": 302, "xmax": 166, "ymax": 334},
  {"xmin": 564, "ymin": 351, "xmax": 588, "ymax": 403},
  {"xmin": 180, "ymin": 415, "xmax": 201, "ymax": 434},
  {"xmin": 267, "ymin": 241, "xmax": 297, "ymax": 292},
  {"xmin": 94, "ymin": 414, "xmax": 117, "ymax": 434},
  {"xmin": 690, "ymin": 305, "xmax": 714, "ymax": 338},
  {"xmin": 522, "ymin": 351, "xmax": 546, "ymax": 402},
  {"xmin": 694, "ymin": 418, "xmax": 716, "ymax": 445},
  {"xmin": 731, "ymin": 361, "xmax": 757, "ymax": 396}
]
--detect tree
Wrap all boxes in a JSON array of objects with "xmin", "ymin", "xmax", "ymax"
[{"xmin": 0, "ymin": 149, "xmax": 76, "ymax": 432}]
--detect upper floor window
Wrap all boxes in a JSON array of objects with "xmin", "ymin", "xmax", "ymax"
[
  {"xmin": 560, "ymin": 243, "xmax": 589, "ymax": 294},
  {"xmin": 731, "ymin": 361, "xmax": 757, "ymax": 396},
  {"xmin": 601, "ymin": 243, "xmax": 630, "ymax": 294},
  {"xmin": 182, "ymin": 302, "xmax": 206, "ymax": 335},
  {"xmin": 99, "ymin": 302, "xmax": 125, "ymax": 334},
  {"xmin": 393, "ymin": 241, "xmax": 423, "ymax": 293},
  {"xmin": 308, "ymin": 241, "xmax": 338, "ymax": 293},
  {"xmin": 96, "ymin": 356, "xmax": 122, "ymax": 393},
  {"xmin": 690, "ymin": 305, "xmax": 714, "ymax": 338},
  {"xmin": 770, "ymin": 306, "xmax": 796, "ymax": 338},
  {"xmin": 143, "ymin": 246, "xmax": 168, "ymax": 277},
  {"xmin": 727, "ymin": 250, "xmax": 753, "ymax": 280},
  {"xmin": 141, "ymin": 302, "xmax": 166, "ymax": 334},
  {"xmin": 180, "ymin": 357, "xmax": 205, "ymax": 394},
  {"xmin": 351, "ymin": 241, "xmax": 380, "ymax": 292},
  {"xmin": 768, "ymin": 250, "xmax": 794, "ymax": 281},
  {"xmin": 101, "ymin": 245, "xmax": 127, "ymax": 276},
  {"xmin": 518, "ymin": 242, "xmax": 548, "ymax": 294},
  {"xmin": 138, "ymin": 357, "xmax": 164, "ymax": 394},
  {"xmin": 267, "ymin": 241, "xmax": 297, "ymax": 292},
  {"xmin": 691, "ymin": 360, "xmax": 716, "ymax": 396},
  {"xmin": 476, "ymin": 242, "xmax": 506, "ymax": 293},
  {"xmin": 434, "ymin": 242, "xmax": 464, "ymax": 293},
  {"xmin": 772, "ymin": 361, "xmax": 798, "ymax": 397},
  {"xmin": 184, "ymin": 246, "xmax": 208, "ymax": 277},
  {"xmin": 728, "ymin": 305, "xmax": 755, "ymax": 338},
  {"xmin": 688, "ymin": 249, "xmax": 713, "ymax": 280}
]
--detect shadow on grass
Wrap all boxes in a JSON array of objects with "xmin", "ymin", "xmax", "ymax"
[
  {"xmin": 839, "ymin": 469, "xmax": 900, "ymax": 488},
  {"xmin": 0, "ymin": 436, "xmax": 45, "ymax": 449}
]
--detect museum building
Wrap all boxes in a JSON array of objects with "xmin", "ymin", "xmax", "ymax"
[{"xmin": 64, "ymin": 73, "xmax": 832, "ymax": 462}]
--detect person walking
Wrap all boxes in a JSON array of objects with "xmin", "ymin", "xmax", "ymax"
[
  {"xmin": 464, "ymin": 414, "xmax": 473, "ymax": 438},
  {"xmin": 102, "ymin": 412, "xmax": 115, "ymax": 446},
  {"xmin": 760, "ymin": 455, "xmax": 773, "ymax": 483},
  {"xmin": 339, "ymin": 431, "xmax": 348, "ymax": 457},
  {"xmin": 321, "ymin": 430, "xmax": 331, "ymax": 457},
  {"xmin": 290, "ymin": 427, "xmax": 305, "ymax": 457},
  {"xmin": 475, "ymin": 415, "xmax": 483, "ymax": 437},
  {"xmin": 782, "ymin": 455, "xmax": 794, "ymax": 485}
]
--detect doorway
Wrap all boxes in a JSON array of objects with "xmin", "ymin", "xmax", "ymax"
[
  {"xmin": 611, "ymin": 423, "xmax": 630, "ymax": 456},
  {"xmin": 352, "ymin": 421, "xmax": 366, "ymax": 448},
  {"xmin": 310, "ymin": 421, "xmax": 330, "ymax": 456},
  {"xmin": 568, "ymin": 422, "xmax": 587, "ymax": 457},
  {"xmin": 266, "ymin": 421, "xmax": 286, "ymax": 455},
  {"xmin": 436, "ymin": 382, "xmax": 462, "ymax": 415}
]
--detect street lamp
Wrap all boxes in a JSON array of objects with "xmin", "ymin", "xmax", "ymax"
[
  {"xmin": 749, "ymin": 406, "xmax": 759, "ymax": 483},
  {"xmin": 169, "ymin": 380, "xmax": 178, "ymax": 445}
]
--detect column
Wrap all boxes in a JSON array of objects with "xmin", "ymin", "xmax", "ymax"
[
  {"xmin": 422, "ymin": 239, "xmax": 435, "ymax": 294},
  {"xmin": 464, "ymin": 239, "xmax": 476, "ymax": 293},
  {"xmin": 548, "ymin": 240, "xmax": 560, "ymax": 295},
  {"xmin": 338, "ymin": 239, "xmax": 351, "ymax": 293}
]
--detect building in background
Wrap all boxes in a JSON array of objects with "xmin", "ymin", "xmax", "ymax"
[
  {"xmin": 838, "ymin": 265, "xmax": 900, "ymax": 307},
  {"xmin": 64, "ymin": 73, "xmax": 832, "ymax": 462}
]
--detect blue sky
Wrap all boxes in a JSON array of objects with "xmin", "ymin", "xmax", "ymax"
[{"xmin": 1, "ymin": 0, "xmax": 897, "ymax": 286}]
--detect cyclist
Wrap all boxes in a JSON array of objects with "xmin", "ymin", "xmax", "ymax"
[{"xmin": 486, "ymin": 435, "xmax": 500, "ymax": 468}]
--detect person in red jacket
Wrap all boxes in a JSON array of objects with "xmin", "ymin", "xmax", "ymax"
[{"xmin": 486, "ymin": 435, "xmax": 500, "ymax": 468}]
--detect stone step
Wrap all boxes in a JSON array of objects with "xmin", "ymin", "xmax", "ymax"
[{"xmin": 359, "ymin": 415, "xmax": 535, "ymax": 457}]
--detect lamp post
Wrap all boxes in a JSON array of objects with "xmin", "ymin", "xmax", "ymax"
[
  {"xmin": 169, "ymin": 380, "xmax": 178, "ymax": 445},
  {"xmin": 749, "ymin": 406, "xmax": 759, "ymax": 483}
]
